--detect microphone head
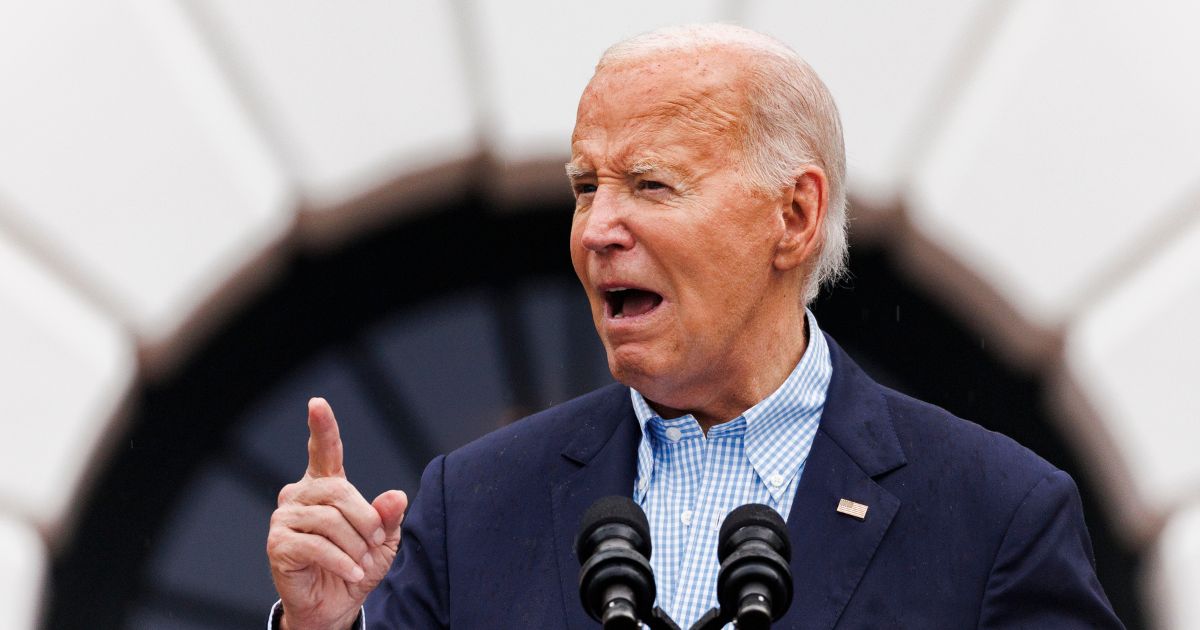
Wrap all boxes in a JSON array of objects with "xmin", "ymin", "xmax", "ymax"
[
  {"xmin": 717, "ymin": 504, "xmax": 794, "ymax": 624},
  {"xmin": 718, "ymin": 503, "xmax": 790, "ymax": 561},
  {"xmin": 575, "ymin": 496, "xmax": 656, "ymax": 626},
  {"xmin": 575, "ymin": 495, "xmax": 651, "ymax": 560}
]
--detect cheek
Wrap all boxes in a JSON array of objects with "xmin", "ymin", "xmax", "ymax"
[
  {"xmin": 671, "ymin": 240, "xmax": 769, "ymax": 327},
  {"xmin": 567, "ymin": 224, "xmax": 602, "ymax": 318},
  {"xmin": 706, "ymin": 213, "xmax": 777, "ymax": 280},
  {"xmin": 568, "ymin": 223, "xmax": 586, "ymax": 275}
]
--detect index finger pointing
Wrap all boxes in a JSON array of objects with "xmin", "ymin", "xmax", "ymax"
[{"xmin": 306, "ymin": 397, "xmax": 345, "ymax": 479}]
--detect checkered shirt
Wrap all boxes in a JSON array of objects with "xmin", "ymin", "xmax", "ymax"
[{"xmin": 630, "ymin": 310, "xmax": 831, "ymax": 630}]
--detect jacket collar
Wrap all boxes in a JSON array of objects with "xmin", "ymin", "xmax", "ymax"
[
  {"xmin": 550, "ymin": 384, "xmax": 641, "ymax": 630},
  {"xmin": 779, "ymin": 334, "xmax": 906, "ymax": 629},
  {"xmin": 810, "ymin": 333, "xmax": 907, "ymax": 478}
]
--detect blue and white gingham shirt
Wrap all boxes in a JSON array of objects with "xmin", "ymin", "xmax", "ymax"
[{"xmin": 631, "ymin": 310, "xmax": 831, "ymax": 629}]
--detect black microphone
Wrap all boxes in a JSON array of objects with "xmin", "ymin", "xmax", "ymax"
[
  {"xmin": 575, "ymin": 496, "xmax": 658, "ymax": 630},
  {"xmin": 714, "ymin": 504, "xmax": 793, "ymax": 630}
]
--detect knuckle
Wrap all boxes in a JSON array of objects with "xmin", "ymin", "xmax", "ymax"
[
  {"xmin": 313, "ymin": 503, "xmax": 340, "ymax": 523},
  {"xmin": 266, "ymin": 530, "xmax": 291, "ymax": 558},
  {"xmin": 294, "ymin": 535, "xmax": 319, "ymax": 557},
  {"xmin": 277, "ymin": 483, "xmax": 298, "ymax": 506},
  {"xmin": 271, "ymin": 504, "xmax": 305, "ymax": 529},
  {"xmin": 325, "ymin": 479, "xmax": 352, "ymax": 502},
  {"xmin": 348, "ymin": 534, "xmax": 369, "ymax": 557},
  {"xmin": 305, "ymin": 476, "xmax": 330, "ymax": 496},
  {"xmin": 268, "ymin": 510, "xmax": 296, "ymax": 537}
]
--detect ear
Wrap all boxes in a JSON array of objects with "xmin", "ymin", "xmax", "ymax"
[{"xmin": 773, "ymin": 167, "xmax": 828, "ymax": 272}]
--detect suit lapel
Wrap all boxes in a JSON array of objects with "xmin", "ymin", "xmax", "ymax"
[
  {"xmin": 779, "ymin": 336, "xmax": 907, "ymax": 630},
  {"xmin": 549, "ymin": 385, "xmax": 641, "ymax": 630}
]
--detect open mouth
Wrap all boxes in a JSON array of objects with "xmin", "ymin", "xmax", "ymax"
[{"xmin": 604, "ymin": 288, "xmax": 664, "ymax": 319}]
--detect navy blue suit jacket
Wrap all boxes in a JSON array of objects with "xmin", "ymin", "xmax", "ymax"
[{"xmin": 365, "ymin": 336, "xmax": 1122, "ymax": 628}]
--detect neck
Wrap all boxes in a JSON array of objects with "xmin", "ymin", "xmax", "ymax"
[{"xmin": 648, "ymin": 309, "xmax": 810, "ymax": 433}]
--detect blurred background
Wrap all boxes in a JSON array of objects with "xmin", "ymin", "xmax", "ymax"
[{"xmin": 1, "ymin": 1, "xmax": 1197, "ymax": 628}]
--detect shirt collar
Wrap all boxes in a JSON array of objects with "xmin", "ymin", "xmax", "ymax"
[{"xmin": 631, "ymin": 310, "xmax": 832, "ymax": 503}]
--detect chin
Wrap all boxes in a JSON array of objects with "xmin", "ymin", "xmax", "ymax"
[
  {"xmin": 605, "ymin": 345, "xmax": 655, "ymax": 387},
  {"xmin": 604, "ymin": 344, "xmax": 679, "ymax": 401}
]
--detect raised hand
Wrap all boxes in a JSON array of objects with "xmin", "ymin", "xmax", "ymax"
[{"xmin": 267, "ymin": 398, "xmax": 408, "ymax": 630}]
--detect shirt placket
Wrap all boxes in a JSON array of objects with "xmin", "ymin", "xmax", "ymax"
[
  {"xmin": 660, "ymin": 422, "xmax": 702, "ymax": 617},
  {"xmin": 677, "ymin": 432, "xmax": 730, "ymax": 625}
]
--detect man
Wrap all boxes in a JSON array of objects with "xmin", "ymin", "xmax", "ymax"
[{"xmin": 267, "ymin": 24, "xmax": 1122, "ymax": 629}]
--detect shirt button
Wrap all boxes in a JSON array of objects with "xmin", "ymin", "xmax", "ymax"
[
  {"xmin": 681, "ymin": 510, "xmax": 693, "ymax": 526},
  {"xmin": 768, "ymin": 473, "xmax": 786, "ymax": 488},
  {"xmin": 637, "ymin": 477, "xmax": 649, "ymax": 491},
  {"xmin": 665, "ymin": 427, "xmax": 683, "ymax": 442}
]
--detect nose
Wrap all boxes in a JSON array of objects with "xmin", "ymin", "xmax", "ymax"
[{"xmin": 579, "ymin": 189, "xmax": 635, "ymax": 253}]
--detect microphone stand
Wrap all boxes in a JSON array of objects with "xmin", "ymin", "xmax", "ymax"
[
  {"xmin": 687, "ymin": 607, "xmax": 729, "ymax": 630},
  {"xmin": 641, "ymin": 605, "xmax": 732, "ymax": 630},
  {"xmin": 642, "ymin": 606, "xmax": 683, "ymax": 630},
  {"xmin": 645, "ymin": 600, "xmax": 781, "ymax": 629}
]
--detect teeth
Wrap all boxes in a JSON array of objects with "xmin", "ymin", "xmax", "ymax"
[{"xmin": 606, "ymin": 287, "xmax": 629, "ymax": 319}]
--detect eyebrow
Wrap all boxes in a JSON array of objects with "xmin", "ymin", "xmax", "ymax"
[
  {"xmin": 629, "ymin": 160, "xmax": 676, "ymax": 177},
  {"xmin": 564, "ymin": 162, "xmax": 591, "ymax": 180},
  {"xmin": 564, "ymin": 160, "xmax": 684, "ymax": 180},
  {"xmin": 631, "ymin": 160, "xmax": 692, "ymax": 189}
]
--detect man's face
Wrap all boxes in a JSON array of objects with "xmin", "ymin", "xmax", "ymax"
[{"xmin": 568, "ymin": 51, "xmax": 795, "ymax": 413}]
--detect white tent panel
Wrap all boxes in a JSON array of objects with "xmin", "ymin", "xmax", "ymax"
[
  {"xmin": 1147, "ymin": 504, "xmax": 1200, "ymax": 630},
  {"xmin": 472, "ymin": 0, "xmax": 727, "ymax": 164},
  {"xmin": 1061, "ymin": 213, "xmax": 1200, "ymax": 544},
  {"xmin": 0, "ymin": 229, "xmax": 134, "ymax": 540},
  {"xmin": 909, "ymin": 0, "xmax": 1200, "ymax": 335},
  {"xmin": 744, "ymin": 0, "xmax": 993, "ymax": 211},
  {"xmin": 0, "ymin": 516, "xmax": 46, "ymax": 630},
  {"xmin": 0, "ymin": 0, "xmax": 292, "ymax": 349},
  {"xmin": 190, "ymin": 0, "xmax": 477, "ymax": 209}
]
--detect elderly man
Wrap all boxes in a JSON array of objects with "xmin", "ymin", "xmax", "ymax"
[{"xmin": 266, "ymin": 24, "xmax": 1121, "ymax": 629}]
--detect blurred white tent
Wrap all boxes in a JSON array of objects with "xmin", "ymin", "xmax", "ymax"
[{"xmin": 0, "ymin": 1, "xmax": 1197, "ymax": 627}]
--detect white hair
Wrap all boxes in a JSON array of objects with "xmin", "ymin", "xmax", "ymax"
[{"xmin": 597, "ymin": 23, "xmax": 848, "ymax": 304}]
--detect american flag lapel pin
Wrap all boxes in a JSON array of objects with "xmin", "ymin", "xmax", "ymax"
[{"xmin": 836, "ymin": 498, "xmax": 869, "ymax": 521}]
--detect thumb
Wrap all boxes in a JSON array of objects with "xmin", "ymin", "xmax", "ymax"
[{"xmin": 372, "ymin": 489, "xmax": 408, "ymax": 548}]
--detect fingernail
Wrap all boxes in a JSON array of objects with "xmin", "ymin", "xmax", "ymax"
[
  {"xmin": 350, "ymin": 565, "xmax": 365, "ymax": 582},
  {"xmin": 361, "ymin": 552, "xmax": 374, "ymax": 570},
  {"xmin": 373, "ymin": 528, "xmax": 385, "ymax": 545}
]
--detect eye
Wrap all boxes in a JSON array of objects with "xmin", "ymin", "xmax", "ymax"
[
  {"xmin": 638, "ymin": 180, "xmax": 668, "ymax": 192},
  {"xmin": 573, "ymin": 183, "xmax": 597, "ymax": 196}
]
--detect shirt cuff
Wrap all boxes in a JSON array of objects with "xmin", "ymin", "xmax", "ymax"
[{"xmin": 268, "ymin": 600, "xmax": 365, "ymax": 630}]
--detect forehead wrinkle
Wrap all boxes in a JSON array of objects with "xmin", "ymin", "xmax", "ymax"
[
  {"xmin": 571, "ymin": 65, "xmax": 749, "ymax": 179},
  {"xmin": 619, "ymin": 95, "xmax": 744, "ymax": 165},
  {"xmin": 647, "ymin": 93, "xmax": 740, "ymax": 135},
  {"xmin": 615, "ymin": 93, "xmax": 738, "ymax": 137},
  {"xmin": 585, "ymin": 48, "xmax": 750, "ymax": 127}
]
